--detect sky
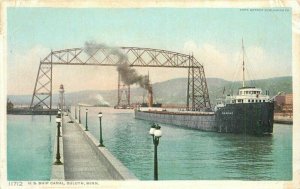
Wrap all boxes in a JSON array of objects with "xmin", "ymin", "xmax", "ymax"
[{"xmin": 7, "ymin": 8, "xmax": 292, "ymax": 95}]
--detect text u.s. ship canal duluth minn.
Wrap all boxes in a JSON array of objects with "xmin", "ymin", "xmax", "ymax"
[{"xmin": 8, "ymin": 181, "xmax": 100, "ymax": 186}]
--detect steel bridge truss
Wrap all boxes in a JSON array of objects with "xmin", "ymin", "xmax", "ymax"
[{"xmin": 30, "ymin": 47, "xmax": 211, "ymax": 111}]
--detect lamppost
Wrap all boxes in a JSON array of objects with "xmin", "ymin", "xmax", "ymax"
[
  {"xmin": 149, "ymin": 123, "xmax": 162, "ymax": 181},
  {"xmin": 79, "ymin": 106, "xmax": 81, "ymax": 124},
  {"xmin": 75, "ymin": 106, "xmax": 77, "ymax": 119},
  {"xmin": 59, "ymin": 84, "xmax": 65, "ymax": 112},
  {"xmin": 98, "ymin": 112, "xmax": 104, "ymax": 147},
  {"xmin": 85, "ymin": 108, "xmax": 88, "ymax": 131},
  {"xmin": 54, "ymin": 114, "xmax": 62, "ymax": 165},
  {"xmin": 57, "ymin": 110, "xmax": 62, "ymax": 137}
]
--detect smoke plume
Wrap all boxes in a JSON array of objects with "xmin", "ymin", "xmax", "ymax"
[
  {"xmin": 84, "ymin": 41, "xmax": 150, "ymax": 89},
  {"xmin": 96, "ymin": 94, "xmax": 110, "ymax": 106}
]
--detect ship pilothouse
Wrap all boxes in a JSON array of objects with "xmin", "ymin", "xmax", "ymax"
[
  {"xmin": 214, "ymin": 87, "xmax": 270, "ymax": 112},
  {"xmin": 225, "ymin": 87, "xmax": 270, "ymax": 104}
]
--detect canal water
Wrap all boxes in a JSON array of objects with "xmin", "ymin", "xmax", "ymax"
[
  {"xmin": 7, "ymin": 107, "xmax": 292, "ymax": 180},
  {"xmin": 7, "ymin": 115, "xmax": 56, "ymax": 180}
]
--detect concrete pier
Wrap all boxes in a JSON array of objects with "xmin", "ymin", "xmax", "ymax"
[{"xmin": 51, "ymin": 112, "xmax": 138, "ymax": 180}]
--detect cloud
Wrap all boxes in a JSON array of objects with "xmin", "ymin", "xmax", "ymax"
[
  {"xmin": 7, "ymin": 45, "xmax": 50, "ymax": 95},
  {"xmin": 183, "ymin": 41, "xmax": 234, "ymax": 80},
  {"xmin": 240, "ymin": 46, "xmax": 288, "ymax": 81},
  {"xmin": 7, "ymin": 45, "xmax": 119, "ymax": 95},
  {"xmin": 183, "ymin": 40, "xmax": 289, "ymax": 82},
  {"xmin": 243, "ymin": 46, "xmax": 267, "ymax": 81}
]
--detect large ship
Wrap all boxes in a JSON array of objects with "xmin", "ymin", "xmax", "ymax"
[
  {"xmin": 214, "ymin": 87, "xmax": 274, "ymax": 135},
  {"xmin": 135, "ymin": 41, "xmax": 275, "ymax": 136},
  {"xmin": 214, "ymin": 41, "xmax": 274, "ymax": 135}
]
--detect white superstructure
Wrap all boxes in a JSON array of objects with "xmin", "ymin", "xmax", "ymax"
[
  {"xmin": 214, "ymin": 87, "xmax": 271, "ymax": 112},
  {"xmin": 225, "ymin": 87, "xmax": 270, "ymax": 104}
]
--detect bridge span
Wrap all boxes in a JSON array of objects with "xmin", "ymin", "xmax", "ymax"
[{"xmin": 30, "ymin": 46, "xmax": 211, "ymax": 112}]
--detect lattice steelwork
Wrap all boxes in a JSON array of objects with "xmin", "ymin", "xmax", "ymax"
[
  {"xmin": 30, "ymin": 47, "xmax": 211, "ymax": 111},
  {"xmin": 30, "ymin": 61, "xmax": 53, "ymax": 109},
  {"xmin": 187, "ymin": 56, "xmax": 211, "ymax": 111}
]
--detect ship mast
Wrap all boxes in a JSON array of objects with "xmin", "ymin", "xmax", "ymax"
[{"xmin": 242, "ymin": 39, "xmax": 245, "ymax": 88}]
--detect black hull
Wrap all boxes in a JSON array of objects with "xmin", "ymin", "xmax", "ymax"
[{"xmin": 215, "ymin": 102, "xmax": 274, "ymax": 135}]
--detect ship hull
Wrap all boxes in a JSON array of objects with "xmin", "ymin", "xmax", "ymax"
[
  {"xmin": 134, "ymin": 102, "xmax": 274, "ymax": 136},
  {"xmin": 135, "ymin": 110, "xmax": 216, "ymax": 131},
  {"xmin": 215, "ymin": 102, "xmax": 274, "ymax": 135}
]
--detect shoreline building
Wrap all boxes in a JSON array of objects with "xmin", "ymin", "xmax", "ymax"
[{"xmin": 275, "ymin": 94, "xmax": 293, "ymax": 113}]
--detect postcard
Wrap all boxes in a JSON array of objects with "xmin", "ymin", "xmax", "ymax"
[{"xmin": 1, "ymin": 1, "xmax": 300, "ymax": 189}]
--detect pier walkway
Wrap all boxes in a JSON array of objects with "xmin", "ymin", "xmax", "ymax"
[
  {"xmin": 63, "ymin": 116, "xmax": 113, "ymax": 180},
  {"xmin": 51, "ymin": 112, "xmax": 138, "ymax": 181}
]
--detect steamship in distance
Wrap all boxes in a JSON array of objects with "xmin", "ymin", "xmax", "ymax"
[
  {"xmin": 139, "ymin": 75, "xmax": 162, "ymax": 109},
  {"xmin": 135, "ymin": 40, "xmax": 275, "ymax": 136}
]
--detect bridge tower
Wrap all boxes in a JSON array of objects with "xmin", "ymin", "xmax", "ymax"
[
  {"xmin": 186, "ymin": 55, "xmax": 211, "ymax": 111},
  {"xmin": 30, "ymin": 60, "xmax": 53, "ymax": 109}
]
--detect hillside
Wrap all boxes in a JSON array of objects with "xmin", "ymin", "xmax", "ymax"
[{"xmin": 8, "ymin": 76, "xmax": 292, "ymax": 107}]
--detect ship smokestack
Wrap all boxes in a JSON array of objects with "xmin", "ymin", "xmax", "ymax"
[
  {"xmin": 148, "ymin": 84, "xmax": 153, "ymax": 107},
  {"xmin": 145, "ymin": 72, "xmax": 153, "ymax": 107}
]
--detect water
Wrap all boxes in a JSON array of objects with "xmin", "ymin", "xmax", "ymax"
[
  {"xmin": 7, "ymin": 115, "xmax": 56, "ymax": 180},
  {"xmin": 7, "ymin": 107, "xmax": 292, "ymax": 180}
]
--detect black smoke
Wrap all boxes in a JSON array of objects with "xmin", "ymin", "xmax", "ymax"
[{"xmin": 84, "ymin": 41, "xmax": 150, "ymax": 89}]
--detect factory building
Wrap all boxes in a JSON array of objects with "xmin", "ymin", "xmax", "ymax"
[{"xmin": 275, "ymin": 94, "xmax": 293, "ymax": 113}]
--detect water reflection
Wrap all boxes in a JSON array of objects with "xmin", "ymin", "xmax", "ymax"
[
  {"xmin": 102, "ymin": 112, "xmax": 153, "ymax": 179},
  {"xmin": 217, "ymin": 133, "xmax": 274, "ymax": 180}
]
